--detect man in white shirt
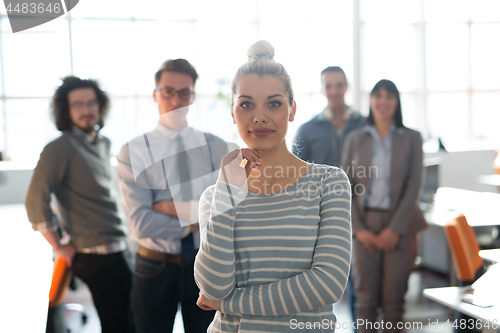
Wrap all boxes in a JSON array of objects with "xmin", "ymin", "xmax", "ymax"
[{"xmin": 117, "ymin": 59, "xmax": 227, "ymax": 333}]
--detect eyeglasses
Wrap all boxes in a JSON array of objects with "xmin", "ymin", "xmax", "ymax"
[
  {"xmin": 70, "ymin": 101, "xmax": 99, "ymax": 111},
  {"xmin": 155, "ymin": 86, "xmax": 194, "ymax": 100}
]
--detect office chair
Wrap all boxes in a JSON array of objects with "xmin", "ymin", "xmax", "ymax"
[
  {"xmin": 49, "ymin": 257, "xmax": 73, "ymax": 308},
  {"xmin": 47, "ymin": 256, "xmax": 87, "ymax": 333},
  {"xmin": 444, "ymin": 214, "xmax": 486, "ymax": 333},
  {"xmin": 444, "ymin": 214, "xmax": 484, "ymax": 283}
]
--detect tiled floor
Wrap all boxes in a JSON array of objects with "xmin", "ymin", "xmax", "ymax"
[{"xmin": 64, "ymin": 267, "xmax": 454, "ymax": 333}]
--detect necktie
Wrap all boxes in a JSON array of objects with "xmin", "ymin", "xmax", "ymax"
[{"xmin": 176, "ymin": 136, "xmax": 196, "ymax": 262}]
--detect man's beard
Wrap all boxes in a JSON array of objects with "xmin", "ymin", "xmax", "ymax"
[{"xmin": 74, "ymin": 121, "xmax": 97, "ymax": 133}]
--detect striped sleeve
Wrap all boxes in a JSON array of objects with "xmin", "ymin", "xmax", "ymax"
[
  {"xmin": 220, "ymin": 168, "xmax": 352, "ymax": 316},
  {"xmin": 194, "ymin": 181, "xmax": 241, "ymax": 300}
]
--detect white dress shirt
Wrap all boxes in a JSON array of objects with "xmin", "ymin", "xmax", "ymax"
[{"xmin": 117, "ymin": 122, "xmax": 224, "ymax": 254}]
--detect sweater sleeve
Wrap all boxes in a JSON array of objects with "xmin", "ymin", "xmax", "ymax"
[
  {"xmin": 194, "ymin": 180, "xmax": 244, "ymax": 300},
  {"xmin": 25, "ymin": 139, "xmax": 70, "ymax": 231},
  {"xmin": 196, "ymin": 168, "xmax": 352, "ymax": 316}
]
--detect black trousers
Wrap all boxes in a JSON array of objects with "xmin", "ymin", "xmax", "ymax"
[
  {"xmin": 71, "ymin": 251, "xmax": 135, "ymax": 333},
  {"xmin": 132, "ymin": 253, "xmax": 215, "ymax": 333}
]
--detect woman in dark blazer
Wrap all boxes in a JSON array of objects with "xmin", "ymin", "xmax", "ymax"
[{"xmin": 341, "ymin": 79, "xmax": 426, "ymax": 333}]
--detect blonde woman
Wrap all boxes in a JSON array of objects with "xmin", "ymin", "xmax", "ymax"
[{"xmin": 194, "ymin": 41, "xmax": 352, "ymax": 332}]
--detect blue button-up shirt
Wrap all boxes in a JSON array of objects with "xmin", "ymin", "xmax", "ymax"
[
  {"xmin": 292, "ymin": 109, "xmax": 366, "ymax": 167},
  {"xmin": 364, "ymin": 125, "xmax": 404, "ymax": 210}
]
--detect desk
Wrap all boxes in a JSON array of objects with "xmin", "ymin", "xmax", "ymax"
[
  {"xmin": 0, "ymin": 204, "xmax": 53, "ymax": 332},
  {"xmin": 425, "ymin": 187, "xmax": 500, "ymax": 228},
  {"xmin": 423, "ymin": 287, "xmax": 499, "ymax": 333},
  {"xmin": 420, "ymin": 188, "xmax": 500, "ymax": 274},
  {"xmin": 480, "ymin": 249, "xmax": 500, "ymax": 264},
  {"xmin": 478, "ymin": 175, "xmax": 500, "ymax": 188},
  {"xmin": 424, "ymin": 264, "xmax": 500, "ymax": 333}
]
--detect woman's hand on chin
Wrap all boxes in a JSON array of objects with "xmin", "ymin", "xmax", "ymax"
[{"xmin": 218, "ymin": 148, "xmax": 262, "ymax": 186}]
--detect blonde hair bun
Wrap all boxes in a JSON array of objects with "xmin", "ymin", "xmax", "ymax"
[
  {"xmin": 247, "ymin": 40, "xmax": 275, "ymax": 61},
  {"xmin": 230, "ymin": 40, "xmax": 293, "ymax": 107}
]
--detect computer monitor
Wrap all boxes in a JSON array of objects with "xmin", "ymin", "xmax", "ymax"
[{"xmin": 421, "ymin": 160, "xmax": 440, "ymax": 204}]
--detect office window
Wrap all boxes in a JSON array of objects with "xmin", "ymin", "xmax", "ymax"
[
  {"xmin": 195, "ymin": 0, "xmax": 257, "ymax": 22},
  {"xmin": 470, "ymin": 0, "xmax": 500, "ymax": 21},
  {"xmin": 362, "ymin": 0, "xmax": 420, "ymax": 23},
  {"xmin": 400, "ymin": 94, "xmax": 419, "ymax": 131},
  {"xmin": 471, "ymin": 23, "xmax": 500, "ymax": 90},
  {"xmin": 426, "ymin": 24, "xmax": 469, "ymax": 91},
  {"xmin": 471, "ymin": 92, "xmax": 500, "ymax": 143},
  {"xmin": 72, "ymin": 20, "xmax": 135, "ymax": 96},
  {"xmin": 99, "ymin": 97, "xmax": 140, "ymax": 151},
  {"xmin": 1, "ymin": 19, "xmax": 71, "ymax": 97},
  {"xmin": 423, "ymin": 0, "xmax": 500, "ymax": 147},
  {"xmin": 194, "ymin": 21, "xmax": 256, "ymax": 96},
  {"xmin": 0, "ymin": 102, "xmax": 4, "ymax": 153},
  {"xmin": 425, "ymin": 0, "xmax": 470, "ymax": 23},
  {"xmin": 1, "ymin": 0, "xmax": 500, "ymax": 163},
  {"xmin": 133, "ymin": 21, "xmax": 196, "ymax": 96},
  {"xmin": 363, "ymin": 23, "xmax": 418, "ymax": 92},
  {"xmin": 70, "ymin": 0, "xmax": 134, "ymax": 19},
  {"xmin": 4, "ymin": 98, "xmax": 58, "ymax": 163},
  {"xmin": 427, "ymin": 92, "xmax": 470, "ymax": 146}
]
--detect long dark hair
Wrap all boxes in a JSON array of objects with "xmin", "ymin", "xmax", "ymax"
[
  {"xmin": 51, "ymin": 76, "xmax": 110, "ymax": 131},
  {"xmin": 366, "ymin": 79, "xmax": 404, "ymax": 128}
]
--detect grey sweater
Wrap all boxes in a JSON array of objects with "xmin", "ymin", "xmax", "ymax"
[{"xmin": 25, "ymin": 131, "xmax": 127, "ymax": 250}]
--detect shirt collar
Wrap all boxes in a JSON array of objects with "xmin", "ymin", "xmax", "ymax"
[
  {"xmin": 155, "ymin": 121, "xmax": 193, "ymax": 141},
  {"xmin": 322, "ymin": 107, "xmax": 353, "ymax": 122},
  {"xmin": 72, "ymin": 126, "xmax": 100, "ymax": 144},
  {"xmin": 363, "ymin": 124, "xmax": 404, "ymax": 136}
]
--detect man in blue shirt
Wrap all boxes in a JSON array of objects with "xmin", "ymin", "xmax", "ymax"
[
  {"xmin": 292, "ymin": 66, "xmax": 365, "ymax": 328},
  {"xmin": 293, "ymin": 66, "xmax": 365, "ymax": 166}
]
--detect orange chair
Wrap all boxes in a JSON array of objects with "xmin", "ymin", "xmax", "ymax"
[
  {"xmin": 47, "ymin": 257, "xmax": 87, "ymax": 332},
  {"xmin": 49, "ymin": 256, "xmax": 73, "ymax": 308},
  {"xmin": 444, "ymin": 214, "xmax": 484, "ymax": 282}
]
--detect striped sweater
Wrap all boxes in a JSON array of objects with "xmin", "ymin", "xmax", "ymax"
[{"xmin": 194, "ymin": 165, "xmax": 352, "ymax": 332}]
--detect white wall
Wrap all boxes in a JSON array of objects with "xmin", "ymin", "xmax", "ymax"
[{"xmin": 425, "ymin": 149, "xmax": 497, "ymax": 193}]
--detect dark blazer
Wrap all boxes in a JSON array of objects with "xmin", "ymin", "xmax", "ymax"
[{"xmin": 341, "ymin": 126, "xmax": 427, "ymax": 236}]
